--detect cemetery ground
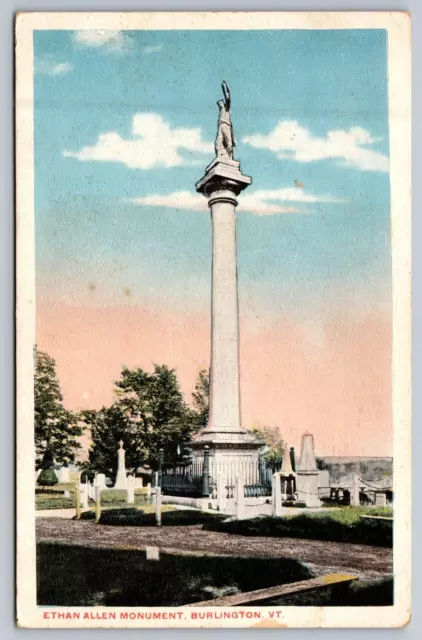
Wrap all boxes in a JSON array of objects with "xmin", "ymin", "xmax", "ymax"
[{"xmin": 36, "ymin": 505, "xmax": 393, "ymax": 607}]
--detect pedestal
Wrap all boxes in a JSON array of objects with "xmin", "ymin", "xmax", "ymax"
[{"xmin": 296, "ymin": 471, "xmax": 321, "ymax": 507}]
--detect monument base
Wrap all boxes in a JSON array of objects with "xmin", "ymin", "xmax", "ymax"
[
  {"xmin": 296, "ymin": 471, "xmax": 321, "ymax": 507},
  {"xmin": 189, "ymin": 429, "xmax": 264, "ymax": 489}
]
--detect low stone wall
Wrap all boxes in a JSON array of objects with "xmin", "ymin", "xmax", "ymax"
[{"xmin": 161, "ymin": 495, "xmax": 210, "ymax": 510}]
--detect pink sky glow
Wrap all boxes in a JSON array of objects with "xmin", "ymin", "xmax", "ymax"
[{"xmin": 36, "ymin": 300, "xmax": 392, "ymax": 457}]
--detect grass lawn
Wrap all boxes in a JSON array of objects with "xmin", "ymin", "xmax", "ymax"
[
  {"xmin": 37, "ymin": 540, "xmax": 393, "ymax": 607},
  {"xmin": 204, "ymin": 506, "xmax": 393, "ymax": 547},
  {"xmin": 36, "ymin": 491, "xmax": 152, "ymax": 511}
]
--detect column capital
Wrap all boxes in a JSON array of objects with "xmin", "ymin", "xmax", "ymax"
[{"xmin": 196, "ymin": 158, "xmax": 252, "ymax": 198}]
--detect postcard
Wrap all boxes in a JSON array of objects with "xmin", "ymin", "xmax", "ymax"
[{"xmin": 16, "ymin": 11, "xmax": 411, "ymax": 628}]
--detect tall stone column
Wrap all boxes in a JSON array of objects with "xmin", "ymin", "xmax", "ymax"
[
  {"xmin": 196, "ymin": 159, "xmax": 251, "ymax": 435},
  {"xmin": 189, "ymin": 83, "xmax": 264, "ymax": 486}
]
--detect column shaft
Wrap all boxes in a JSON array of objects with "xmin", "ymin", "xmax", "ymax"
[{"xmin": 208, "ymin": 190, "xmax": 241, "ymax": 430}]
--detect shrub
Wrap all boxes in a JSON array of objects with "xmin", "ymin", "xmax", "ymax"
[
  {"xmin": 75, "ymin": 510, "xmax": 96, "ymax": 521},
  {"xmin": 37, "ymin": 468, "xmax": 59, "ymax": 486},
  {"xmin": 98, "ymin": 508, "xmax": 226, "ymax": 527},
  {"xmin": 100, "ymin": 489, "xmax": 128, "ymax": 504},
  {"xmin": 203, "ymin": 510, "xmax": 392, "ymax": 547}
]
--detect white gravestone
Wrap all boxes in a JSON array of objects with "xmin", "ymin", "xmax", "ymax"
[
  {"xmin": 127, "ymin": 475, "xmax": 135, "ymax": 504},
  {"xmin": 96, "ymin": 473, "xmax": 107, "ymax": 490},
  {"xmin": 114, "ymin": 440, "xmax": 128, "ymax": 490},
  {"xmin": 57, "ymin": 467, "xmax": 70, "ymax": 483},
  {"xmin": 146, "ymin": 546, "xmax": 160, "ymax": 561},
  {"xmin": 375, "ymin": 492, "xmax": 387, "ymax": 507}
]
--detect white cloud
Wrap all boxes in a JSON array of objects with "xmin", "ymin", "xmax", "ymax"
[
  {"xmin": 73, "ymin": 30, "xmax": 133, "ymax": 53},
  {"xmin": 130, "ymin": 187, "xmax": 343, "ymax": 215},
  {"xmin": 35, "ymin": 57, "xmax": 73, "ymax": 77},
  {"xmin": 63, "ymin": 113, "xmax": 213, "ymax": 169},
  {"xmin": 243, "ymin": 121, "xmax": 389, "ymax": 172},
  {"xmin": 142, "ymin": 44, "xmax": 163, "ymax": 55},
  {"xmin": 132, "ymin": 191, "xmax": 208, "ymax": 212}
]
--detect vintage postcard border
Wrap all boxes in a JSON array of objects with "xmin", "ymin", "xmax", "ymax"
[{"xmin": 16, "ymin": 11, "xmax": 411, "ymax": 628}]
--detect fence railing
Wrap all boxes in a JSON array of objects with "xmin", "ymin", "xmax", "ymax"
[{"xmin": 161, "ymin": 452, "xmax": 277, "ymax": 499}]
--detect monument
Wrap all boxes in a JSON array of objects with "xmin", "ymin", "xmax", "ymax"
[
  {"xmin": 190, "ymin": 82, "xmax": 263, "ymax": 487},
  {"xmin": 296, "ymin": 432, "xmax": 321, "ymax": 507},
  {"xmin": 114, "ymin": 440, "xmax": 128, "ymax": 490}
]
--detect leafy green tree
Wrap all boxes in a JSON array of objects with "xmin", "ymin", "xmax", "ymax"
[
  {"xmin": 34, "ymin": 347, "xmax": 82, "ymax": 470},
  {"xmin": 79, "ymin": 405, "xmax": 129, "ymax": 479},
  {"xmin": 249, "ymin": 424, "xmax": 284, "ymax": 471},
  {"xmin": 83, "ymin": 364, "xmax": 197, "ymax": 475},
  {"xmin": 191, "ymin": 368, "xmax": 210, "ymax": 430}
]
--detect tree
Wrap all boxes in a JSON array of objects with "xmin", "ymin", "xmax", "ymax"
[
  {"xmin": 191, "ymin": 368, "xmax": 210, "ymax": 430},
  {"xmin": 249, "ymin": 424, "xmax": 284, "ymax": 471},
  {"xmin": 83, "ymin": 364, "xmax": 198, "ymax": 476},
  {"xmin": 34, "ymin": 347, "xmax": 82, "ymax": 470},
  {"xmin": 79, "ymin": 405, "xmax": 129, "ymax": 479}
]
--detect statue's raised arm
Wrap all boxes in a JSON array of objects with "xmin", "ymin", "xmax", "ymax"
[
  {"xmin": 222, "ymin": 81, "xmax": 231, "ymax": 109},
  {"xmin": 215, "ymin": 81, "xmax": 236, "ymax": 161}
]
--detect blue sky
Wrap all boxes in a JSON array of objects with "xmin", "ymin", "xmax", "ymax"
[{"xmin": 34, "ymin": 28, "xmax": 391, "ymax": 318}]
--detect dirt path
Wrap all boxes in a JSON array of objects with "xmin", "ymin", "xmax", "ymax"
[{"xmin": 37, "ymin": 518, "xmax": 392, "ymax": 580}]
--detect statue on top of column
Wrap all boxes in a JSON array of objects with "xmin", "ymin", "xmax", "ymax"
[{"xmin": 215, "ymin": 81, "xmax": 236, "ymax": 161}]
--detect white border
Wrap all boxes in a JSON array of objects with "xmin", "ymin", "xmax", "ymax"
[{"xmin": 15, "ymin": 11, "xmax": 411, "ymax": 629}]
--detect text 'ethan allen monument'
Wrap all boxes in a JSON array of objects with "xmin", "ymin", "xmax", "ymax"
[{"xmin": 191, "ymin": 82, "xmax": 262, "ymax": 480}]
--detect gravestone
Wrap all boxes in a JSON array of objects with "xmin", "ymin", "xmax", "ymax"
[
  {"xmin": 146, "ymin": 546, "xmax": 160, "ymax": 561},
  {"xmin": 57, "ymin": 467, "xmax": 70, "ymax": 483},
  {"xmin": 95, "ymin": 473, "xmax": 107, "ymax": 490},
  {"xmin": 272, "ymin": 472, "xmax": 283, "ymax": 517},
  {"xmin": 375, "ymin": 492, "xmax": 387, "ymax": 507},
  {"xmin": 127, "ymin": 475, "xmax": 135, "ymax": 504},
  {"xmin": 114, "ymin": 440, "xmax": 128, "ymax": 490},
  {"xmin": 296, "ymin": 432, "xmax": 322, "ymax": 507}
]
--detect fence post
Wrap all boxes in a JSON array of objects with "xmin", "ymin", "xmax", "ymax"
[
  {"xmin": 95, "ymin": 481, "xmax": 101, "ymax": 522},
  {"xmin": 75, "ymin": 477, "xmax": 81, "ymax": 519},
  {"xmin": 82, "ymin": 480, "xmax": 89, "ymax": 511},
  {"xmin": 155, "ymin": 486, "xmax": 162, "ymax": 527},
  {"xmin": 272, "ymin": 472, "xmax": 283, "ymax": 517},
  {"xmin": 217, "ymin": 474, "xmax": 227, "ymax": 513},
  {"xmin": 202, "ymin": 445, "xmax": 210, "ymax": 497},
  {"xmin": 350, "ymin": 473, "xmax": 360, "ymax": 506},
  {"xmin": 235, "ymin": 478, "xmax": 245, "ymax": 520},
  {"xmin": 158, "ymin": 448, "xmax": 164, "ymax": 488}
]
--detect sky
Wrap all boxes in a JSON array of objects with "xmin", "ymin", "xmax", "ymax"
[{"xmin": 34, "ymin": 28, "xmax": 392, "ymax": 456}]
